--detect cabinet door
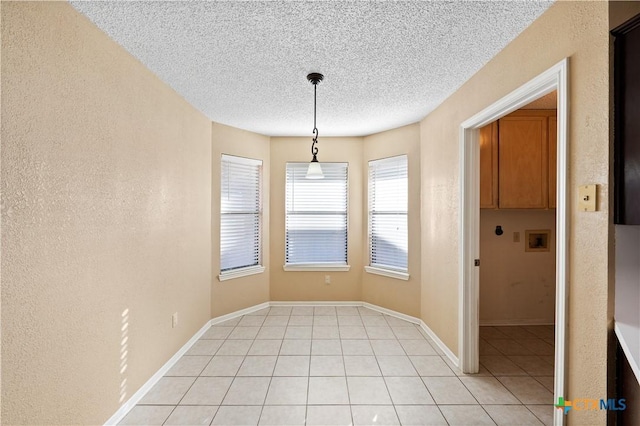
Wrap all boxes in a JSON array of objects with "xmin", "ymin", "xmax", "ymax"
[
  {"xmin": 549, "ymin": 116, "xmax": 557, "ymax": 209},
  {"xmin": 498, "ymin": 116, "xmax": 549, "ymax": 208},
  {"xmin": 613, "ymin": 14, "xmax": 640, "ymax": 224},
  {"xmin": 480, "ymin": 122, "xmax": 498, "ymax": 208}
]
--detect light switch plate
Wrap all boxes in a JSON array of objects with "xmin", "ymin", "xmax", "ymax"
[{"xmin": 578, "ymin": 184, "xmax": 596, "ymax": 212}]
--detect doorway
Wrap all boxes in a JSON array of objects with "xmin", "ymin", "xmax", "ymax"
[
  {"xmin": 459, "ymin": 59, "xmax": 569, "ymax": 426},
  {"xmin": 478, "ymin": 93, "xmax": 558, "ymax": 422}
]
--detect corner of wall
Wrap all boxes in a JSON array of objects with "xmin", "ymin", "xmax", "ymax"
[
  {"xmin": 210, "ymin": 123, "xmax": 271, "ymax": 318},
  {"xmin": 361, "ymin": 124, "xmax": 422, "ymax": 318}
]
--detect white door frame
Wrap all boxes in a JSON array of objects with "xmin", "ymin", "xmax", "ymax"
[{"xmin": 459, "ymin": 58, "xmax": 569, "ymax": 426}]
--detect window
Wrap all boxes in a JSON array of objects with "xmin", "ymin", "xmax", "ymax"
[
  {"xmin": 285, "ymin": 162, "xmax": 349, "ymax": 270},
  {"xmin": 220, "ymin": 154, "xmax": 263, "ymax": 280},
  {"xmin": 367, "ymin": 155, "xmax": 409, "ymax": 279}
]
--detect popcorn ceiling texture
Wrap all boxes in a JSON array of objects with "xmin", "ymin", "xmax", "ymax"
[{"xmin": 70, "ymin": 0, "xmax": 552, "ymax": 137}]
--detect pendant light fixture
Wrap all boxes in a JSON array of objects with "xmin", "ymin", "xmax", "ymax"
[{"xmin": 306, "ymin": 72, "xmax": 324, "ymax": 179}]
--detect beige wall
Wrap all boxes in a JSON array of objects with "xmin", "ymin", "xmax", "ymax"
[
  {"xmin": 6, "ymin": 1, "xmax": 639, "ymax": 424},
  {"xmin": 419, "ymin": 1, "xmax": 612, "ymax": 423},
  {"xmin": 269, "ymin": 130, "xmax": 421, "ymax": 315},
  {"xmin": 1, "ymin": 3, "xmax": 212, "ymax": 424},
  {"xmin": 479, "ymin": 209, "xmax": 556, "ymax": 325},
  {"xmin": 362, "ymin": 125, "xmax": 421, "ymax": 317},
  {"xmin": 211, "ymin": 123, "xmax": 270, "ymax": 317},
  {"xmin": 269, "ymin": 137, "xmax": 364, "ymax": 301}
]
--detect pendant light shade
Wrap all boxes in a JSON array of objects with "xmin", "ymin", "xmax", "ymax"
[
  {"xmin": 306, "ymin": 72, "xmax": 324, "ymax": 179},
  {"xmin": 306, "ymin": 160, "xmax": 324, "ymax": 179}
]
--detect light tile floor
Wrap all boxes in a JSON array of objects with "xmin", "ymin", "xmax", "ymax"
[{"xmin": 120, "ymin": 307, "xmax": 555, "ymax": 425}]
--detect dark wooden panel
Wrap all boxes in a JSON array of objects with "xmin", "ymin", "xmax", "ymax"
[{"xmin": 614, "ymin": 14, "xmax": 640, "ymax": 224}]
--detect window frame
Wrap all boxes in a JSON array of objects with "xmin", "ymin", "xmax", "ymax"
[
  {"xmin": 365, "ymin": 154, "xmax": 409, "ymax": 281},
  {"xmin": 284, "ymin": 161, "xmax": 350, "ymax": 271},
  {"xmin": 218, "ymin": 154, "xmax": 265, "ymax": 281}
]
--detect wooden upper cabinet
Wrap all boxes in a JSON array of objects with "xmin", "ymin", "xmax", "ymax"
[
  {"xmin": 479, "ymin": 122, "xmax": 498, "ymax": 208},
  {"xmin": 548, "ymin": 117, "xmax": 557, "ymax": 209},
  {"xmin": 498, "ymin": 112, "xmax": 549, "ymax": 209},
  {"xmin": 478, "ymin": 110, "xmax": 556, "ymax": 209}
]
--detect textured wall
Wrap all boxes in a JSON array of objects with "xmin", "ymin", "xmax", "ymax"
[
  {"xmin": 480, "ymin": 209, "xmax": 556, "ymax": 325},
  {"xmin": 362, "ymin": 124, "xmax": 421, "ymax": 317},
  {"xmin": 419, "ymin": 1, "xmax": 611, "ymax": 423},
  {"xmin": 211, "ymin": 123, "xmax": 270, "ymax": 317},
  {"xmin": 269, "ymin": 137, "xmax": 364, "ymax": 302},
  {"xmin": 1, "ymin": 3, "xmax": 212, "ymax": 424}
]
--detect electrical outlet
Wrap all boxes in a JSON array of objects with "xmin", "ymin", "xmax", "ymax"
[
  {"xmin": 172, "ymin": 312, "xmax": 178, "ymax": 328},
  {"xmin": 325, "ymin": 275, "xmax": 331, "ymax": 285},
  {"xmin": 513, "ymin": 232, "xmax": 520, "ymax": 243}
]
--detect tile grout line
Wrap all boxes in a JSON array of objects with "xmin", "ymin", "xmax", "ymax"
[
  {"xmin": 256, "ymin": 307, "xmax": 293, "ymax": 425},
  {"xmin": 215, "ymin": 309, "xmax": 266, "ymax": 423},
  {"xmin": 378, "ymin": 312, "xmax": 407, "ymax": 426},
  {"xmin": 406, "ymin": 321, "xmax": 456, "ymax": 426},
  {"xmin": 487, "ymin": 334, "xmax": 540, "ymax": 422},
  {"xmin": 218, "ymin": 314, "xmax": 255, "ymax": 422},
  {"xmin": 125, "ymin": 311, "xmax": 554, "ymax": 425},
  {"xmin": 479, "ymin": 325, "xmax": 554, "ymax": 425},
  {"xmin": 181, "ymin": 319, "xmax": 241, "ymax": 422},
  {"xmin": 342, "ymin": 307, "xmax": 360, "ymax": 426},
  {"xmin": 305, "ymin": 307, "xmax": 314, "ymax": 425},
  {"xmin": 162, "ymin": 316, "xmax": 241, "ymax": 425},
  {"xmin": 203, "ymin": 318, "xmax": 240, "ymax": 426},
  {"xmin": 454, "ymin": 365, "xmax": 498, "ymax": 426}
]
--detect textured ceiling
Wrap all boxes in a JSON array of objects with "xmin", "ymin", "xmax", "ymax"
[{"xmin": 71, "ymin": 1, "xmax": 553, "ymax": 137}]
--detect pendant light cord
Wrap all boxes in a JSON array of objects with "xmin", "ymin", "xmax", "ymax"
[{"xmin": 306, "ymin": 72, "xmax": 323, "ymax": 162}]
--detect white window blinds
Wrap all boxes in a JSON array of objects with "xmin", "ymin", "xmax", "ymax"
[
  {"xmin": 368, "ymin": 155, "xmax": 408, "ymax": 272},
  {"xmin": 286, "ymin": 162, "xmax": 348, "ymax": 265},
  {"xmin": 220, "ymin": 154, "xmax": 262, "ymax": 273}
]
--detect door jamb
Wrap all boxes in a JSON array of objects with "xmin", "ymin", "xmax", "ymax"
[{"xmin": 458, "ymin": 58, "xmax": 569, "ymax": 426}]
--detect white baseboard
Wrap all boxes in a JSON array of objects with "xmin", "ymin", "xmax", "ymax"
[
  {"xmin": 269, "ymin": 301, "xmax": 361, "ymax": 307},
  {"xmin": 268, "ymin": 301, "xmax": 460, "ymax": 368},
  {"xmin": 210, "ymin": 302, "xmax": 270, "ymax": 325},
  {"xmin": 419, "ymin": 320, "xmax": 459, "ymax": 367},
  {"xmin": 104, "ymin": 319, "xmax": 212, "ymax": 425},
  {"xmin": 361, "ymin": 302, "xmax": 420, "ymax": 325},
  {"xmin": 362, "ymin": 303, "xmax": 463, "ymax": 368},
  {"xmin": 479, "ymin": 319, "xmax": 554, "ymax": 326}
]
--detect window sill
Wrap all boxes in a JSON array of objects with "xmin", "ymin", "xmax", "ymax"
[
  {"xmin": 218, "ymin": 265, "xmax": 265, "ymax": 281},
  {"xmin": 365, "ymin": 266, "xmax": 410, "ymax": 281},
  {"xmin": 283, "ymin": 264, "xmax": 351, "ymax": 272}
]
